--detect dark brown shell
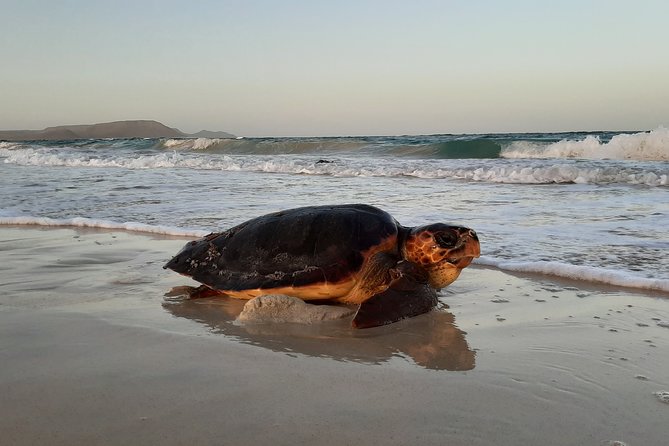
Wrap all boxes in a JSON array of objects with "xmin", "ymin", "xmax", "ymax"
[{"xmin": 164, "ymin": 204, "xmax": 401, "ymax": 292}]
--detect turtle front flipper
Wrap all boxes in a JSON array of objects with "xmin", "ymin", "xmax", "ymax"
[{"xmin": 352, "ymin": 261, "xmax": 438, "ymax": 329}]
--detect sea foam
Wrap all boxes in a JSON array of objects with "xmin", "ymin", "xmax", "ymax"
[
  {"xmin": 476, "ymin": 256, "xmax": 669, "ymax": 293},
  {"xmin": 0, "ymin": 141, "xmax": 23, "ymax": 150},
  {"xmin": 0, "ymin": 216, "xmax": 207, "ymax": 237}
]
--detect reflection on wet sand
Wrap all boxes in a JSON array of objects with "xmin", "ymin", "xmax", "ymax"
[{"xmin": 163, "ymin": 287, "xmax": 475, "ymax": 371}]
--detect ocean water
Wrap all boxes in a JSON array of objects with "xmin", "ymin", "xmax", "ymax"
[{"xmin": 1, "ymin": 128, "xmax": 668, "ymax": 292}]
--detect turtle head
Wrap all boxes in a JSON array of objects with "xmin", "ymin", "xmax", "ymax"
[{"xmin": 402, "ymin": 223, "xmax": 480, "ymax": 289}]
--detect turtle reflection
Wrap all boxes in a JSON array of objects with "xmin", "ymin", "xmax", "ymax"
[{"xmin": 163, "ymin": 287, "xmax": 475, "ymax": 371}]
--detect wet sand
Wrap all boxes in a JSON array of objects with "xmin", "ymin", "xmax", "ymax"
[{"xmin": 1, "ymin": 226, "xmax": 668, "ymax": 445}]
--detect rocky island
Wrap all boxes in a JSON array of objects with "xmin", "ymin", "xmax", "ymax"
[{"xmin": 0, "ymin": 120, "xmax": 235, "ymax": 141}]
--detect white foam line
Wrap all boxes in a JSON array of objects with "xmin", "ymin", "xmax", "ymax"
[
  {"xmin": 0, "ymin": 216, "xmax": 207, "ymax": 238},
  {"xmin": 476, "ymin": 256, "xmax": 669, "ymax": 293}
]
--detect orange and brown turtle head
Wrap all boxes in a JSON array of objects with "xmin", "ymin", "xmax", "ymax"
[{"xmin": 401, "ymin": 223, "xmax": 480, "ymax": 289}]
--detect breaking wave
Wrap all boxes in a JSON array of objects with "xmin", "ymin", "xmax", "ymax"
[
  {"xmin": 2, "ymin": 128, "xmax": 667, "ymax": 186},
  {"xmin": 159, "ymin": 137, "xmax": 503, "ymax": 159},
  {"xmin": 2, "ymin": 128, "xmax": 668, "ymax": 161},
  {"xmin": 501, "ymin": 127, "xmax": 669, "ymax": 161},
  {"xmin": 1, "ymin": 146, "xmax": 666, "ymax": 186},
  {"xmin": 158, "ymin": 128, "xmax": 669, "ymax": 161}
]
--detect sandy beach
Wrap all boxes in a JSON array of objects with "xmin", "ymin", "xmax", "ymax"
[{"xmin": 1, "ymin": 226, "xmax": 668, "ymax": 445}]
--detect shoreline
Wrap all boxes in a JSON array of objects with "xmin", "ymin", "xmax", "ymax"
[
  {"xmin": 1, "ymin": 226, "xmax": 668, "ymax": 445},
  {"xmin": 3, "ymin": 218, "xmax": 667, "ymax": 294}
]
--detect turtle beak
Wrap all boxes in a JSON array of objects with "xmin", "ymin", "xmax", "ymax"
[{"xmin": 447, "ymin": 228, "xmax": 480, "ymax": 267}]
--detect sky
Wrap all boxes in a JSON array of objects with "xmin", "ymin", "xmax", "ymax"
[{"xmin": 2, "ymin": 0, "xmax": 668, "ymax": 136}]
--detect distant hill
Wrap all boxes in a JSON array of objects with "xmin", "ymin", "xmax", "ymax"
[
  {"xmin": 189, "ymin": 129, "xmax": 236, "ymax": 138},
  {"xmin": 0, "ymin": 120, "xmax": 235, "ymax": 141}
]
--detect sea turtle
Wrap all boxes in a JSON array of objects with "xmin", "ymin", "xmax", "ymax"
[{"xmin": 164, "ymin": 204, "xmax": 480, "ymax": 328}]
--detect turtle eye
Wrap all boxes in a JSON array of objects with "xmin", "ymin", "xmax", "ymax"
[{"xmin": 435, "ymin": 231, "xmax": 458, "ymax": 248}]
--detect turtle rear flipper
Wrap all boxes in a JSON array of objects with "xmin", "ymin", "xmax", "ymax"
[{"xmin": 352, "ymin": 261, "xmax": 438, "ymax": 329}]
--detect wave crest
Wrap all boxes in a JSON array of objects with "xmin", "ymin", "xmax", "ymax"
[
  {"xmin": 162, "ymin": 138, "xmax": 224, "ymax": 150},
  {"xmin": 502, "ymin": 127, "xmax": 669, "ymax": 161},
  {"xmin": 0, "ymin": 141, "xmax": 23, "ymax": 150}
]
